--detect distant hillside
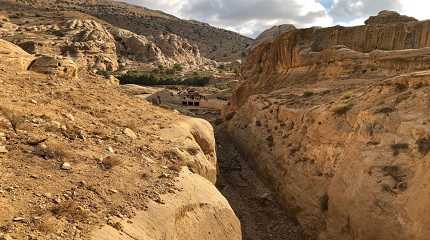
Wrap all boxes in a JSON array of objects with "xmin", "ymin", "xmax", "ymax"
[{"xmin": 3, "ymin": 0, "xmax": 253, "ymax": 61}]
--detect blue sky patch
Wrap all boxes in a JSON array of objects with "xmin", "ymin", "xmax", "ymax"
[{"xmin": 320, "ymin": 0, "xmax": 333, "ymax": 9}]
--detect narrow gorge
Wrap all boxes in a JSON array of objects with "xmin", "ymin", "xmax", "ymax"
[{"xmin": 1, "ymin": 1, "xmax": 430, "ymax": 239}]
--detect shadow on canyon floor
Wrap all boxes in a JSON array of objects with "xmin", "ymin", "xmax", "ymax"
[{"xmin": 215, "ymin": 127, "xmax": 313, "ymax": 240}]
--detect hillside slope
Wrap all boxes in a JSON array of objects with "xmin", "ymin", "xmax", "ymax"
[
  {"xmin": 2, "ymin": 0, "xmax": 253, "ymax": 61},
  {"xmin": 0, "ymin": 36, "xmax": 241, "ymax": 239},
  {"xmin": 0, "ymin": 4, "xmax": 215, "ymax": 74}
]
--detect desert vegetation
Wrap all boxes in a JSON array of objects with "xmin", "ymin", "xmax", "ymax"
[{"xmin": 117, "ymin": 69, "xmax": 211, "ymax": 86}]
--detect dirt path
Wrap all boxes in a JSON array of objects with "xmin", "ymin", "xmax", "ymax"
[{"xmin": 215, "ymin": 127, "xmax": 311, "ymax": 240}]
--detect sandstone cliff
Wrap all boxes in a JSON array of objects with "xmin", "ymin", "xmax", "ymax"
[
  {"xmin": 232, "ymin": 11, "xmax": 430, "ymax": 108},
  {"xmin": 226, "ymin": 11, "xmax": 430, "ymax": 240}
]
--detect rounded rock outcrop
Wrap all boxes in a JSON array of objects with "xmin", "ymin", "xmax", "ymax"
[
  {"xmin": 365, "ymin": 10, "xmax": 417, "ymax": 25},
  {"xmin": 28, "ymin": 55, "xmax": 78, "ymax": 79},
  {"xmin": 160, "ymin": 117, "xmax": 217, "ymax": 183},
  {"xmin": 91, "ymin": 168, "xmax": 242, "ymax": 240},
  {"xmin": 0, "ymin": 39, "xmax": 34, "ymax": 71}
]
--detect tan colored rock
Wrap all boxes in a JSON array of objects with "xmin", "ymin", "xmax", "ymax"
[
  {"xmin": 231, "ymin": 14, "xmax": 430, "ymax": 108},
  {"xmin": 28, "ymin": 55, "xmax": 78, "ymax": 79},
  {"xmin": 250, "ymin": 24, "xmax": 296, "ymax": 50},
  {"xmin": 365, "ymin": 10, "xmax": 417, "ymax": 25},
  {"xmin": 106, "ymin": 75, "xmax": 119, "ymax": 86},
  {"xmin": 112, "ymin": 28, "xmax": 205, "ymax": 67},
  {"xmin": 0, "ymin": 146, "xmax": 8, "ymax": 153},
  {"xmin": 123, "ymin": 128, "xmax": 137, "ymax": 139},
  {"xmin": 154, "ymin": 33, "xmax": 204, "ymax": 66},
  {"xmin": 91, "ymin": 168, "xmax": 241, "ymax": 240},
  {"xmin": 10, "ymin": 0, "xmax": 252, "ymax": 61},
  {"xmin": 160, "ymin": 117, "xmax": 217, "ymax": 183},
  {"xmin": 0, "ymin": 39, "xmax": 33, "ymax": 71},
  {"xmin": 64, "ymin": 19, "xmax": 118, "ymax": 72},
  {"xmin": 227, "ymin": 11, "xmax": 430, "ymax": 240},
  {"xmin": 112, "ymin": 28, "xmax": 165, "ymax": 64},
  {"xmin": 228, "ymin": 71, "xmax": 430, "ymax": 239}
]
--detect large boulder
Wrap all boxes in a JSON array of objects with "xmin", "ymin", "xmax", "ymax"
[
  {"xmin": 0, "ymin": 39, "xmax": 34, "ymax": 71},
  {"xmin": 113, "ymin": 28, "xmax": 205, "ymax": 67},
  {"xmin": 154, "ymin": 33, "xmax": 204, "ymax": 66},
  {"xmin": 91, "ymin": 168, "xmax": 242, "ymax": 240},
  {"xmin": 112, "ymin": 28, "xmax": 167, "ymax": 64},
  {"xmin": 63, "ymin": 19, "xmax": 119, "ymax": 72},
  {"xmin": 160, "ymin": 117, "xmax": 217, "ymax": 183},
  {"xmin": 28, "ymin": 55, "xmax": 78, "ymax": 79}
]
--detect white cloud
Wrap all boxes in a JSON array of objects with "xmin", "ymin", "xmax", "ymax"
[
  {"xmin": 126, "ymin": 0, "xmax": 333, "ymax": 37},
  {"xmin": 400, "ymin": 0, "xmax": 430, "ymax": 20},
  {"xmin": 124, "ymin": 0, "xmax": 430, "ymax": 37},
  {"xmin": 328, "ymin": 0, "xmax": 402, "ymax": 23},
  {"xmin": 125, "ymin": 0, "xmax": 186, "ymax": 17}
]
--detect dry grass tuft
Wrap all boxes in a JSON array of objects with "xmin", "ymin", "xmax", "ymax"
[
  {"xmin": 390, "ymin": 143, "xmax": 409, "ymax": 156},
  {"xmin": 0, "ymin": 106, "xmax": 25, "ymax": 132},
  {"xmin": 331, "ymin": 102, "xmax": 353, "ymax": 115},
  {"xmin": 33, "ymin": 143, "xmax": 70, "ymax": 160},
  {"xmin": 101, "ymin": 155, "xmax": 122, "ymax": 170},
  {"xmin": 50, "ymin": 201, "xmax": 89, "ymax": 222}
]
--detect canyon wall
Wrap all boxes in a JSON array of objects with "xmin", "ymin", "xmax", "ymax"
[
  {"xmin": 231, "ymin": 11, "xmax": 430, "ymax": 108},
  {"xmin": 227, "ymin": 11, "xmax": 430, "ymax": 240}
]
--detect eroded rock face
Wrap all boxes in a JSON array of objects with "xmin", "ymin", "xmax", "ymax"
[
  {"xmin": 1, "ymin": 11, "xmax": 211, "ymax": 74},
  {"xmin": 114, "ymin": 28, "xmax": 165, "ymax": 63},
  {"xmin": 232, "ymin": 13, "xmax": 430, "ymax": 108},
  {"xmin": 0, "ymin": 38, "xmax": 240, "ymax": 239},
  {"xmin": 227, "ymin": 12, "xmax": 430, "ymax": 240},
  {"xmin": 160, "ymin": 117, "xmax": 217, "ymax": 183},
  {"xmin": 228, "ymin": 70, "xmax": 430, "ymax": 240},
  {"xmin": 365, "ymin": 10, "xmax": 418, "ymax": 25},
  {"xmin": 154, "ymin": 33, "xmax": 204, "ymax": 66},
  {"xmin": 250, "ymin": 24, "xmax": 297, "ymax": 50},
  {"xmin": 113, "ymin": 28, "xmax": 205, "ymax": 67},
  {"xmin": 0, "ymin": 39, "xmax": 34, "ymax": 71},
  {"xmin": 91, "ymin": 168, "xmax": 241, "ymax": 240},
  {"xmin": 63, "ymin": 19, "xmax": 119, "ymax": 72}
]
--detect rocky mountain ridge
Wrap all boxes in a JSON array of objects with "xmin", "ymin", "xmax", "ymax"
[
  {"xmin": 225, "ymin": 10, "xmax": 430, "ymax": 240},
  {"xmin": 1, "ymin": 0, "xmax": 253, "ymax": 61},
  {"xmin": 0, "ymin": 7, "xmax": 212, "ymax": 73}
]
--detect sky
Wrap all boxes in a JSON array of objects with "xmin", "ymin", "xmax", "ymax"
[{"xmin": 124, "ymin": 0, "xmax": 430, "ymax": 38}]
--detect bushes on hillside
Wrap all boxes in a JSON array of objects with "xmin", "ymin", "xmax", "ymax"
[{"xmin": 117, "ymin": 71, "xmax": 210, "ymax": 87}]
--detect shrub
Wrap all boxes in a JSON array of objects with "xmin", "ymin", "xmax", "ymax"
[
  {"xmin": 417, "ymin": 138, "xmax": 430, "ymax": 155},
  {"xmin": 303, "ymin": 91, "xmax": 314, "ymax": 97},
  {"xmin": 33, "ymin": 143, "xmax": 69, "ymax": 160},
  {"xmin": 97, "ymin": 70, "xmax": 112, "ymax": 77},
  {"xmin": 341, "ymin": 91, "xmax": 354, "ymax": 100},
  {"xmin": 172, "ymin": 63, "xmax": 184, "ymax": 72},
  {"xmin": 0, "ymin": 106, "xmax": 24, "ymax": 132},
  {"xmin": 101, "ymin": 156, "xmax": 122, "ymax": 170},
  {"xmin": 48, "ymin": 29, "xmax": 65, "ymax": 37},
  {"xmin": 331, "ymin": 102, "xmax": 353, "ymax": 115},
  {"xmin": 390, "ymin": 143, "xmax": 409, "ymax": 156},
  {"xmin": 117, "ymin": 72, "xmax": 210, "ymax": 87}
]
